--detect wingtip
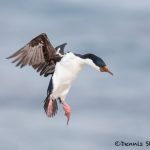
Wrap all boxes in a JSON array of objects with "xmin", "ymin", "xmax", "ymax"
[
  {"xmin": 62, "ymin": 43, "xmax": 67, "ymax": 47},
  {"xmin": 41, "ymin": 32, "xmax": 47, "ymax": 35},
  {"xmin": 40, "ymin": 33, "xmax": 48, "ymax": 37},
  {"xmin": 6, "ymin": 56, "xmax": 11, "ymax": 59}
]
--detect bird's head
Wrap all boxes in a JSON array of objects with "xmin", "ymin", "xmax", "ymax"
[
  {"xmin": 83, "ymin": 54, "xmax": 113, "ymax": 76},
  {"xmin": 100, "ymin": 65, "xmax": 113, "ymax": 75}
]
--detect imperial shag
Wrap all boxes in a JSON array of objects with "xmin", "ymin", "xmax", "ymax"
[{"xmin": 7, "ymin": 33, "xmax": 113, "ymax": 124}]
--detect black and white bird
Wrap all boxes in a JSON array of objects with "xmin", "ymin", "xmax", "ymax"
[{"xmin": 7, "ymin": 33, "xmax": 113, "ymax": 124}]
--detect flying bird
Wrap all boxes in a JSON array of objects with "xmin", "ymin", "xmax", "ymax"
[{"xmin": 7, "ymin": 33, "xmax": 113, "ymax": 124}]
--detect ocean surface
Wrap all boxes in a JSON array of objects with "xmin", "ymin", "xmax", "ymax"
[{"xmin": 0, "ymin": 0, "xmax": 150, "ymax": 149}]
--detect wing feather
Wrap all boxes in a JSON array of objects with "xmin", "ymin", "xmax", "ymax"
[
  {"xmin": 37, "ymin": 63, "xmax": 45, "ymax": 72},
  {"xmin": 7, "ymin": 33, "xmax": 62, "ymax": 76}
]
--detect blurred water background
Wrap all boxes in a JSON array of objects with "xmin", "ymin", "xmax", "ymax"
[{"xmin": 0, "ymin": 0, "xmax": 150, "ymax": 149}]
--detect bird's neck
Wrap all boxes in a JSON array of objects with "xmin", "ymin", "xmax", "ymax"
[
  {"xmin": 75, "ymin": 53, "xmax": 99, "ymax": 71},
  {"xmin": 84, "ymin": 59, "xmax": 99, "ymax": 70}
]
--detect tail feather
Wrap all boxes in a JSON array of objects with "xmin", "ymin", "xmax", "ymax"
[
  {"xmin": 44, "ymin": 94, "xmax": 50, "ymax": 114},
  {"xmin": 52, "ymin": 100, "xmax": 58, "ymax": 116},
  {"xmin": 44, "ymin": 95, "xmax": 58, "ymax": 117}
]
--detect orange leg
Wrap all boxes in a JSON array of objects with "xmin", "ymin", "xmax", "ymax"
[
  {"xmin": 47, "ymin": 96, "xmax": 53, "ymax": 117},
  {"xmin": 63, "ymin": 101, "xmax": 71, "ymax": 125}
]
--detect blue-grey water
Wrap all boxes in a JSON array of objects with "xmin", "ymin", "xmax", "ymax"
[{"xmin": 0, "ymin": 0, "xmax": 150, "ymax": 149}]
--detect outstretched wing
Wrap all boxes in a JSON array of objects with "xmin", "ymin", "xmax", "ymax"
[{"xmin": 7, "ymin": 33, "xmax": 62, "ymax": 76}]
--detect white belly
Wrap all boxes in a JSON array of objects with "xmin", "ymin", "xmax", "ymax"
[{"xmin": 51, "ymin": 53, "xmax": 85, "ymax": 100}]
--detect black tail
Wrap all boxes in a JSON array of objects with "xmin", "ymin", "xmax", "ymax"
[
  {"xmin": 44, "ymin": 75, "xmax": 52, "ymax": 115},
  {"xmin": 44, "ymin": 94, "xmax": 50, "ymax": 114},
  {"xmin": 44, "ymin": 94, "xmax": 58, "ymax": 117},
  {"xmin": 44, "ymin": 75, "xmax": 59, "ymax": 117}
]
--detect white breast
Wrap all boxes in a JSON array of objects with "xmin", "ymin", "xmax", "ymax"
[{"xmin": 52, "ymin": 52, "xmax": 85, "ymax": 100}]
